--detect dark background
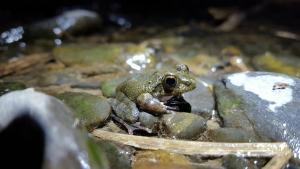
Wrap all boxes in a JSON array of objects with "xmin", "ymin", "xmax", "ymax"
[{"xmin": 0, "ymin": 0, "xmax": 300, "ymax": 29}]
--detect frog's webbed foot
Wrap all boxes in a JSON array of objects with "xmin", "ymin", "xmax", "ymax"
[
  {"xmin": 111, "ymin": 114, "xmax": 152, "ymax": 134},
  {"xmin": 137, "ymin": 93, "xmax": 175, "ymax": 115}
]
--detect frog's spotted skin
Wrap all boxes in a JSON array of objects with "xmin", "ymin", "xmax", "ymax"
[{"xmin": 110, "ymin": 64, "xmax": 196, "ymax": 132}]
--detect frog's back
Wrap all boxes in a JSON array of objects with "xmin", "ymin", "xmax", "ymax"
[{"xmin": 117, "ymin": 71, "xmax": 160, "ymax": 101}]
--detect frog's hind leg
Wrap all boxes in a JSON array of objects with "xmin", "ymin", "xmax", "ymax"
[
  {"xmin": 110, "ymin": 113, "xmax": 152, "ymax": 134},
  {"xmin": 109, "ymin": 92, "xmax": 140, "ymax": 123},
  {"xmin": 109, "ymin": 92, "xmax": 155, "ymax": 134}
]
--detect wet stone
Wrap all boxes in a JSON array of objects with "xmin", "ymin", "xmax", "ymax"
[
  {"xmin": 101, "ymin": 77, "xmax": 128, "ymax": 98},
  {"xmin": 160, "ymin": 112, "xmax": 206, "ymax": 139},
  {"xmin": 214, "ymin": 80, "xmax": 264, "ymax": 141},
  {"xmin": 0, "ymin": 81, "xmax": 26, "ymax": 96},
  {"xmin": 222, "ymin": 155, "xmax": 258, "ymax": 169},
  {"xmin": 253, "ymin": 52, "xmax": 300, "ymax": 77},
  {"xmin": 38, "ymin": 71, "xmax": 82, "ymax": 86},
  {"xmin": 217, "ymin": 71, "xmax": 300, "ymax": 159},
  {"xmin": 183, "ymin": 79, "xmax": 215, "ymax": 118},
  {"xmin": 139, "ymin": 111, "xmax": 159, "ymax": 132},
  {"xmin": 133, "ymin": 150, "xmax": 193, "ymax": 169},
  {"xmin": 86, "ymin": 139, "xmax": 110, "ymax": 169},
  {"xmin": 53, "ymin": 43, "xmax": 125, "ymax": 66},
  {"xmin": 53, "ymin": 42, "xmax": 158, "ymax": 72},
  {"xmin": 0, "ymin": 89, "xmax": 108, "ymax": 169},
  {"xmin": 206, "ymin": 128, "xmax": 264, "ymax": 142},
  {"xmin": 27, "ymin": 9, "xmax": 102, "ymax": 38},
  {"xmin": 95, "ymin": 140, "xmax": 134, "ymax": 169},
  {"xmin": 57, "ymin": 92, "xmax": 111, "ymax": 131}
]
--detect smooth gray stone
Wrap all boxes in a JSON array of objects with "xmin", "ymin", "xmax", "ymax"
[
  {"xmin": 183, "ymin": 79, "xmax": 215, "ymax": 118},
  {"xmin": 218, "ymin": 71, "xmax": 300, "ymax": 159},
  {"xmin": 0, "ymin": 88, "xmax": 107, "ymax": 169}
]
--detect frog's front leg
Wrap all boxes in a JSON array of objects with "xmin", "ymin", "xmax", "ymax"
[{"xmin": 137, "ymin": 93, "xmax": 176, "ymax": 115}]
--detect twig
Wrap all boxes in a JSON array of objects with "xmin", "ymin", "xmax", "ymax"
[
  {"xmin": 217, "ymin": 0, "xmax": 272, "ymax": 31},
  {"xmin": 92, "ymin": 129, "xmax": 291, "ymax": 158},
  {"xmin": 262, "ymin": 150, "xmax": 292, "ymax": 169},
  {"xmin": 0, "ymin": 53, "xmax": 51, "ymax": 77}
]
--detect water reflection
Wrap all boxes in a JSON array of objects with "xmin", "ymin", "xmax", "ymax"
[
  {"xmin": 0, "ymin": 26, "xmax": 24, "ymax": 44},
  {"xmin": 126, "ymin": 48, "xmax": 154, "ymax": 71},
  {"xmin": 109, "ymin": 14, "xmax": 132, "ymax": 29}
]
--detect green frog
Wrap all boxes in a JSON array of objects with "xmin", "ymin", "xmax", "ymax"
[{"xmin": 110, "ymin": 64, "xmax": 196, "ymax": 134}]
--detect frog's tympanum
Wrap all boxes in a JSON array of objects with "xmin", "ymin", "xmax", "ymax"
[{"xmin": 110, "ymin": 64, "xmax": 196, "ymax": 134}]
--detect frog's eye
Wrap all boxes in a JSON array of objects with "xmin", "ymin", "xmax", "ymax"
[
  {"xmin": 164, "ymin": 75, "xmax": 177, "ymax": 88},
  {"xmin": 176, "ymin": 64, "xmax": 189, "ymax": 73}
]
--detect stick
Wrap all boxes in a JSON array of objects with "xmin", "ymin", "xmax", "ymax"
[
  {"xmin": 92, "ymin": 129, "xmax": 291, "ymax": 158},
  {"xmin": 262, "ymin": 150, "xmax": 292, "ymax": 169},
  {"xmin": 0, "ymin": 53, "xmax": 51, "ymax": 77}
]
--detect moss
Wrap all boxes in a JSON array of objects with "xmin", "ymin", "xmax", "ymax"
[
  {"xmin": 95, "ymin": 140, "xmax": 132, "ymax": 169},
  {"xmin": 214, "ymin": 82, "xmax": 253, "ymax": 129},
  {"xmin": 57, "ymin": 92, "xmax": 111, "ymax": 131},
  {"xmin": 86, "ymin": 139, "xmax": 110, "ymax": 169},
  {"xmin": 101, "ymin": 77, "xmax": 127, "ymax": 98},
  {"xmin": 53, "ymin": 43, "xmax": 124, "ymax": 65},
  {"xmin": 253, "ymin": 52, "xmax": 300, "ymax": 77}
]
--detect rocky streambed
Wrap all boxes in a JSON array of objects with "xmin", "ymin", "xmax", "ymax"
[{"xmin": 0, "ymin": 9, "xmax": 300, "ymax": 169}]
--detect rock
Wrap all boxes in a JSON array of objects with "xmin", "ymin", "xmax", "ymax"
[
  {"xmin": 86, "ymin": 138, "xmax": 110, "ymax": 169},
  {"xmin": 35, "ymin": 85, "xmax": 102, "ymax": 97},
  {"xmin": 222, "ymin": 155, "xmax": 258, "ymax": 169},
  {"xmin": 206, "ymin": 119, "xmax": 221, "ymax": 130},
  {"xmin": 0, "ymin": 81, "xmax": 26, "ymax": 96},
  {"xmin": 95, "ymin": 140, "xmax": 134, "ymax": 169},
  {"xmin": 53, "ymin": 43, "xmax": 124, "ymax": 66},
  {"xmin": 53, "ymin": 42, "xmax": 158, "ymax": 72},
  {"xmin": 38, "ymin": 71, "xmax": 82, "ymax": 86},
  {"xmin": 206, "ymin": 128, "xmax": 263, "ymax": 142},
  {"xmin": 57, "ymin": 92, "xmax": 111, "ymax": 131},
  {"xmin": 175, "ymin": 53, "xmax": 221, "ymax": 76},
  {"xmin": 27, "ymin": 9, "xmax": 102, "ymax": 38},
  {"xmin": 214, "ymin": 80, "xmax": 264, "ymax": 141},
  {"xmin": 139, "ymin": 111, "xmax": 159, "ymax": 132},
  {"xmin": 183, "ymin": 79, "xmax": 215, "ymax": 118},
  {"xmin": 253, "ymin": 52, "xmax": 300, "ymax": 77},
  {"xmin": 133, "ymin": 150, "xmax": 193, "ymax": 169},
  {"xmin": 101, "ymin": 77, "xmax": 127, "ymax": 98},
  {"xmin": 37, "ymin": 65, "xmax": 123, "ymax": 88},
  {"xmin": 160, "ymin": 112, "xmax": 206, "ymax": 139},
  {"xmin": 217, "ymin": 71, "xmax": 300, "ymax": 159},
  {"xmin": 189, "ymin": 158, "xmax": 223, "ymax": 169},
  {"xmin": 101, "ymin": 120, "xmax": 125, "ymax": 133},
  {"xmin": 0, "ymin": 88, "xmax": 108, "ymax": 169}
]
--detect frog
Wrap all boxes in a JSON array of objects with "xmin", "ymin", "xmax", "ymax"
[{"xmin": 109, "ymin": 64, "xmax": 196, "ymax": 134}]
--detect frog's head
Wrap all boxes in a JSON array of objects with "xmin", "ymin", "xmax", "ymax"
[{"xmin": 162, "ymin": 64, "xmax": 196, "ymax": 96}]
